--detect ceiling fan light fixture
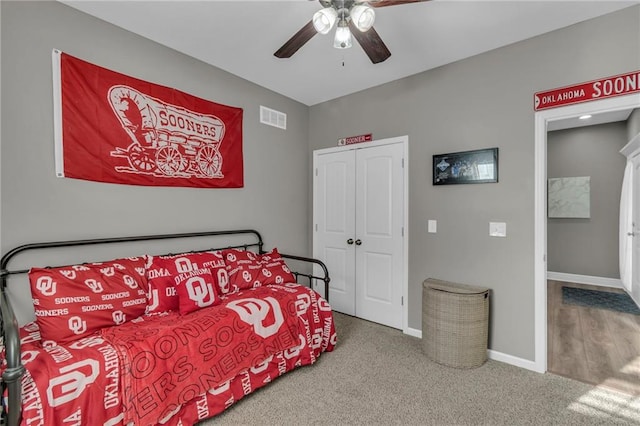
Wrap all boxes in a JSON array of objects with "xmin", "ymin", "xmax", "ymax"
[
  {"xmin": 333, "ymin": 23, "xmax": 353, "ymax": 49},
  {"xmin": 350, "ymin": 4, "xmax": 375, "ymax": 32},
  {"xmin": 313, "ymin": 7, "xmax": 338, "ymax": 35}
]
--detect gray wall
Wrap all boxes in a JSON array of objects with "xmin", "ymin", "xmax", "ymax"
[
  {"xmin": 309, "ymin": 6, "xmax": 640, "ymax": 360},
  {"xmin": 1, "ymin": 2, "xmax": 310, "ymax": 320},
  {"xmin": 547, "ymin": 123, "xmax": 628, "ymax": 278}
]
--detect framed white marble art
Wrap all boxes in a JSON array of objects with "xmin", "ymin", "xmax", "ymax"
[{"xmin": 548, "ymin": 176, "xmax": 590, "ymax": 218}]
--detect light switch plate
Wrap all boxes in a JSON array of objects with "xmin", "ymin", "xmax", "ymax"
[
  {"xmin": 428, "ymin": 220, "xmax": 437, "ymax": 233},
  {"xmin": 489, "ymin": 222, "xmax": 506, "ymax": 237}
]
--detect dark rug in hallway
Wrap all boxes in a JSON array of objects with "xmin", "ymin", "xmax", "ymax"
[{"xmin": 562, "ymin": 286, "xmax": 640, "ymax": 315}]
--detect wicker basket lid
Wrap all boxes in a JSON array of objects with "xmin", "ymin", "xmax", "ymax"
[{"xmin": 423, "ymin": 278, "xmax": 489, "ymax": 294}]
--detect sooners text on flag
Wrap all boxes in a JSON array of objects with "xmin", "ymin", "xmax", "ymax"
[{"xmin": 53, "ymin": 50, "xmax": 244, "ymax": 188}]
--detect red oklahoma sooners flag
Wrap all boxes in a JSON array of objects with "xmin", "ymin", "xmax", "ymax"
[{"xmin": 53, "ymin": 50, "xmax": 243, "ymax": 188}]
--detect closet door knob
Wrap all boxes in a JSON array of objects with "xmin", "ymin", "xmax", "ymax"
[
  {"xmin": 347, "ymin": 238, "xmax": 354, "ymax": 245},
  {"xmin": 355, "ymin": 239, "xmax": 362, "ymax": 246}
]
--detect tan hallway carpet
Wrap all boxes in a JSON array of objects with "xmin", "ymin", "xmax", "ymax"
[{"xmin": 202, "ymin": 313, "xmax": 640, "ymax": 425}]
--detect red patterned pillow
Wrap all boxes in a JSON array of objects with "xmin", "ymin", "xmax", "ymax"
[
  {"xmin": 174, "ymin": 268, "xmax": 222, "ymax": 315},
  {"xmin": 29, "ymin": 256, "xmax": 148, "ymax": 345},
  {"xmin": 223, "ymin": 248, "xmax": 296, "ymax": 293},
  {"xmin": 145, "ymin": 251, "xmax": 226, "ymax": 315}
]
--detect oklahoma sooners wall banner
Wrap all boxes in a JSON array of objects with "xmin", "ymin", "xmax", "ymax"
[
  {"xmin": 52, "ymin": 50, "xmax": 243, "ymax": 188},
  {"xmin": 534, "ymin": 70, "xmax": 640, "ymax": 111}
]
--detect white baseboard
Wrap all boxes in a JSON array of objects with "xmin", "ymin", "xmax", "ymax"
[
  {"xmin": 406, "ymin": 328, "xmax": 541, "ymax": 373},
  {"xmin": 487, "ymin": 350, "xmax": 541, "ymax": 372},
  {"xmin": 546, "ymin": 271, "xmax": 622, "ymax": 289},
  {"xmin": 404, "ymin": 327, "xmax": 422, "ymax": 338}
]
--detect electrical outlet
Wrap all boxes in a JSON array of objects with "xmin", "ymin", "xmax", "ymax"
[
  {"xmin": 428, "ymin": 220, "xmax": 437, "ymax": 233},
  {"xmin": 489, "ymin": 222, "xmax": 507, "ymax": 237}
]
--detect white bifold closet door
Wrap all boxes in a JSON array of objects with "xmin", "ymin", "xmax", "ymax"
[{"xmin": 314, "ymin": 142, "xmax": 404, "ymax": 329}]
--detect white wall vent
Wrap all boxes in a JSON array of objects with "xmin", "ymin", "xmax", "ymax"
[{"xmin": 260, "ymin": 105, "xmax": 286, "ymax": 130}]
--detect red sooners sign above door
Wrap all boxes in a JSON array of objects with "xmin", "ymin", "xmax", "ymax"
[{"xmin": 534, "ymin": 70, "xmax": 640, "ymax": 111}]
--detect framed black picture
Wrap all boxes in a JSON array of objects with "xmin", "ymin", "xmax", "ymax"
[{"xmin": 433, "ymin": 148, "xmax": 499, "ymax": 185}]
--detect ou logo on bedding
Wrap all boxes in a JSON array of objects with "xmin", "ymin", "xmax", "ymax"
[
  {"xmin": 123, "ymin": 275, "xmax": 138, "ymax": 289},
  {"xmin": 217, "ymin": 270, "xmax": 230, "ymax": 294},
  {"xmin": 112, "ymin": 311, "xmax": 126, "ymax": 325},
  {"xmin": 84, "ymin": 279, "xmax": 103, "ymax": 293},
  {"xmin": 175, "ymin": 257, "xmax": 198, "ymax": 273},
  {"xmin": 186, "ymin": 276, "xmax": 217, "ymax": 308},
  {"xmin": 227, "ymin": 297, "xmax": 284, "ymax": 338},
  {"xmin": 60, "ymin": 270, "xmax": 76, "ymax": 280},
  {"xmin": 147, "ymin": 287, "xmax": 160, "ymax": 313},
  {"xmin": 36, "ymin": 276, "xmax": 57, "ymax": 296},
  {"xmin": 68, "ymin": 316, "xmax": 87, "ymax": 335},
  {"xmin": 100, "ymin": 266, "xmax": 116, "ymax": 277},
  {"xmin": 47, "ymin": 359, "xmax": 99, "ymax": 407},
  {"xmin": 295, "ymin": 294, "xmax": 311, "ymax": 315}
]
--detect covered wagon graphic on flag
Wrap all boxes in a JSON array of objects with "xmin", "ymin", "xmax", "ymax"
[
  {"xmin": 53, "ymin": 50, "xmax": 244, "ymax": 188},
  {"xmin": 108, "ymin": 85, "xmax": 225, "ymax": 179}
]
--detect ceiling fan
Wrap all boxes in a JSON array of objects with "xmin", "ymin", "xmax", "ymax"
[{"xmin": 274, "ymin": 0, "xmax": 430, "ymax": 64}]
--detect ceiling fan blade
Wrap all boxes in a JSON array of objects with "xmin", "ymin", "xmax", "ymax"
[
  {"xmin": 274, "ymin": 21, "xmax": 317, "ymax": 58},
  {"xmin": 368, "ymin": 0, "xmax": 430, "ymax": 7},
  {"xmin": 348, "ymin": 21, "xmax": 391, "ymax": 64}
]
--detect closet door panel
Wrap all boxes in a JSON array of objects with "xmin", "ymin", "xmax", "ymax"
[
  {"xmin": 354, "ymin": 144, "xmax": 404, "ymax": 329},
  {"xmin": 314, "ymin": 150, "xmax": 356, "ymax": 315}
]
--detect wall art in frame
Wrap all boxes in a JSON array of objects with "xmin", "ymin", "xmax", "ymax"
[
  {"xmin": 547, "ymin": 176, "xmax": 590, "ymax": 218},
  {"xmin": 433, "ymin": 147, "xmax": 499, "ymax": 185}
]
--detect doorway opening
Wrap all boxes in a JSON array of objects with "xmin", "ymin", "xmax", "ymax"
[{"xmin": 534, "ymin": 93, "xmax": 640, "ymax": 374}]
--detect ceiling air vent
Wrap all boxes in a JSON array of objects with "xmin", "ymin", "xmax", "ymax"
[{"xmin": 260, "ymin": 106, "xmax": 286, "ymax": 130}]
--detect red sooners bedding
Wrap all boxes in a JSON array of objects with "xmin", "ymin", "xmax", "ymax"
[
  {"xmin": 15, "ymin": 324, "xmax": 126, "ymax": 426},
  {"xmin": 6, "ymin": 283, "xmax": 335, "ymax": 426}
]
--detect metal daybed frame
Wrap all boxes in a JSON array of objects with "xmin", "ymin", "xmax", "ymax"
[{"xmin": 0, "ymin": 229, "xmax": 330, "ymax": 426}]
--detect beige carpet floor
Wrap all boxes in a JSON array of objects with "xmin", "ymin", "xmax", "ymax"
[{"xmin": 201, "ymin": 313, "xmax": 640, "ymax": 425}]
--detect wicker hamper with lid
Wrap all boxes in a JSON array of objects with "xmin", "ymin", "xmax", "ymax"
[{"xmin": 422, "ymin": 278, "xmax": 490, "ymax": 368}]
